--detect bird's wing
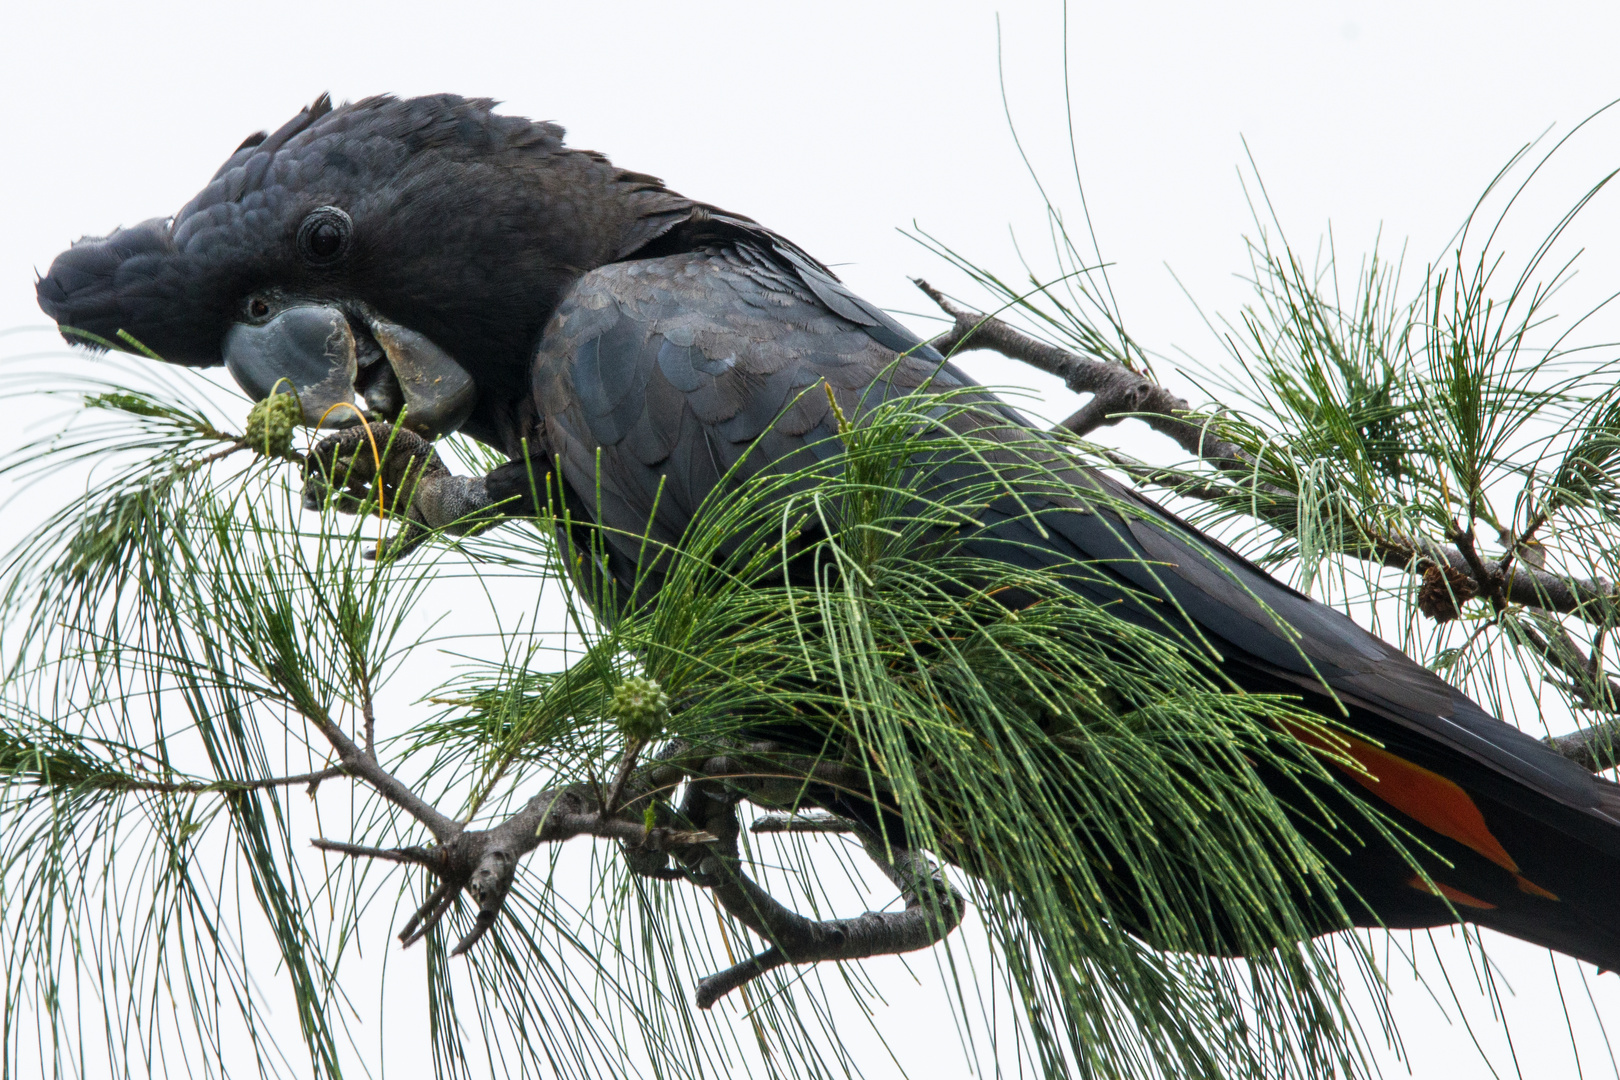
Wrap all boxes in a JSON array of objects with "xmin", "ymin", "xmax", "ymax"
[{"xmin": 528, "ymin": 239, "xmax": 1620, "ymax": 852}]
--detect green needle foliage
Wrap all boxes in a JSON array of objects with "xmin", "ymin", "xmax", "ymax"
[
  {"xmin": 442, "ymin": 387, "xmax": 1392, "ymax": 1078},
  {"xmin": 7, "ymin": 119, "xmax": 1620, "ymax": 1080},
  {"xmin": 918, "ymin": 119, "xmax": 1620, "ymax": 745},
  {"xmin": 0, "ymin": 353, "xmax": 1397, "ymax": 1079}
]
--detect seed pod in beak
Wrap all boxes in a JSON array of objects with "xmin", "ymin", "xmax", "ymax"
[{"xmin": 223, "ymin": 305, "xmax": 360, "ymax": 428}]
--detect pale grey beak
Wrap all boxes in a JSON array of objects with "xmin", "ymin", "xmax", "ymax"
[
  {"xmin": 222, "ymin": 300, "xmax": 477, "ymax": 435},
  {"xmin": 366, "ymin": 319, "xmax": 477, "ymax": 435},
  {"xmin": 224, "ymin": 306, "xmax": 359, "ymax": 427}
]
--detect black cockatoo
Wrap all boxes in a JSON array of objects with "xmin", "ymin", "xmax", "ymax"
[{"xmin": 35, "ymin": 93, "xmax": 1620, "ymax": 970}]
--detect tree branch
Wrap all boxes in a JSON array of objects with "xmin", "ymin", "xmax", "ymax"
[
  {"xmin": 42, "ymin": 763, "xmax": 350, "ymax": 797},
  {"xmin": 310, "ymin": 838, "xmax": 440, "ymax": 867},
  {"xmin": 669, "ymin": 770, "xmax": 963, "ymax": 1009},
  {"xmin": 751, "ymin": 810, "xmax": 858, "ymax": 834},
  {"xmin": 1547, "ymin": 722, "xmax": 1620, "ymax": 774},
  {"xmin": 1502, "ymin": 609, "xmax": 1620, "ymax": 772},
  {"xmin": 695, "ymin": 823, "xmax": 963, "ymax": 1009},
  {"xmin": 916, "ymin": 283, "xmax": 1620, "ymax": 629},
  {"xmin": 915, "ymin": 279, "xmax": 1251, "ymax": 467},
  {"xmin": 310, "ymin": 734, "xmax": 965, "ymax": 1001},
  {"xmin": 916, "ymin": 285, "xmax": 1620, "ymax": 776},
  {"xmin": 301, "ymin": 706, "xmax": 461, "ymax": 843}
]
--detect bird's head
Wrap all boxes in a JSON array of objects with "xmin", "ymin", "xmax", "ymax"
[{"xmin": 36, "ymin": 93, "xmax": 698, "ymax": 446}]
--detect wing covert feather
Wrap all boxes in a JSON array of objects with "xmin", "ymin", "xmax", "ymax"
[{"xmin": 527, "ymin": 241, "xmax": 1620, "ymax": 846}]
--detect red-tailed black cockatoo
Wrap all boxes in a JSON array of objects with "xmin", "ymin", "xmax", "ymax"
[{"xmin": 36, "ymin": 93, "xmax": 1620, "ymax": 969}]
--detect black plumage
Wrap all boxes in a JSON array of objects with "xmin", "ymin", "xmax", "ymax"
[{"xmin": 37, "ymin": 93, "xmax": 1620, "ymax": 969}]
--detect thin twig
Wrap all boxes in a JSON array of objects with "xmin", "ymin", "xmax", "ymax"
[
  {"xmin": 915, "ymin": 279, "xmax": 1251, "ymax": 467},
  {"xmin": 601, "ymin": 737, "xmax": 644, "ymax": 820},
  {"xmin": 53, "ymin": 763, "xmax": 349, "ymax": 796},
  {"xmin": 1449, "ymin": 523, "xmax": 1503, "ymax": 610},
  {"xmin": 196, "ymin": 441, "xmax": 248, "ymax": 466},
  {"xmin": 300, "ymin": 706, "xmax": 461, "ymax": 842},
  {"xmin": 361, "ymin": 690, "xmax": 378, "ymax": 763},
  {"xmin": 310, "ymin": 838, "xmax": 441, "ymax": 866},
  {"xmin": 1516, "ymin": 610, "xmax": 1620, "ymax": 713},
  {"xmin": 917, "ymin": 283, "xmax": 1620, "ymax": 627}
]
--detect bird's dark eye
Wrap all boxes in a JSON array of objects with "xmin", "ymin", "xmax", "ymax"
[
  {"xmin": 249, "ymin": 297, "xmax": 270, "ymax": 318},
  {"xmin": 297, "ymin": 206, "xmax": 352, "ymax": 266}
]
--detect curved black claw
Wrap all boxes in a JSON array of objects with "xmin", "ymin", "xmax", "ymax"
[
  {"xmin": 302, "ymin": 421, "xmax": 446, "ymax": 516},
  {"xmin": 302, "ymin": 421, "xmax": 449, "ymax": 558},
  {"xmin": 316, "ymin": 828, "xmax": 524, "ymax": 953},
  {"xmin": 303, "ymin": 420, "xmax": 510, "ymax": 560},
  {"xmin": 450, "ymin": 845, "xmax": 519, "ymax": 956}
]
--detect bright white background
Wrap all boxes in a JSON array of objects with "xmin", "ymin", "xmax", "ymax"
[{"xmin": 6, "ymin": 2, "xmax": 1620, "ymax": 1077}]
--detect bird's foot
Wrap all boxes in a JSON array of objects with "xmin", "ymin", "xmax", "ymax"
[
  {"xmin": 303, "ymin": 421, "xmax": 494, "ymax": 558},
  {"xmin": 302, "ymin": 421, "xmax": 446, "ymax": 516},
  {"xmin": 312, "ymin": 827, "xmax": 518, "ymax": 954}
]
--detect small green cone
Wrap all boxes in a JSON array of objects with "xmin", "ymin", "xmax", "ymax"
[
  {"xmin": 244, "ymin": 392, "xmax": 302, "ymax": 458},
  {"xmin": 610, "ymin": 675, "xmax": 669, "ymax": 741}
]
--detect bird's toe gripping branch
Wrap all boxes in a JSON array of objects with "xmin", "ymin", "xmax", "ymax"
[
  {"xmin": 302, "ymin": 420, "xmax": 504, "ymax": 558},
  {"xmin": 308, "ymin": 834, "xmax": 497, "ymax": 953},
  {"xmin": 656, "ymin": 757, "xmax": 967, "ymax": 1009},
  {"xmin": 693, "ymin": 820, "xmax": 966, "ymax": 1009},
  {"xmin": 312, "ymin": 745, "xmax": 965, "ymax": 1007},
  {"xmin": 302, "ymin": 421, "xmax": 443, "ymax": 517}
]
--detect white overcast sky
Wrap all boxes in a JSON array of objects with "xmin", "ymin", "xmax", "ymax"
[{"xmin": 7, "ymin": 2, "xmax": 1620, "ymax": 1078}]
